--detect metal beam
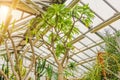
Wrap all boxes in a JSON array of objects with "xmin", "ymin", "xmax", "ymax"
[
  {"xmin": 91, "ymin": 13, "xmax": 120, "ymax": 33},
  {"xmin": 76, "ymin": 57, "xmax": 96, "ymax": 66},
  {"xmin": 69, "ymin": 41, "xmax": 104, "ymax": 58},
  {"xmin": 67, "ymin": 0, "xmax": 81, "ymax": 8},
  {"xmin": 70, "ymin": 35, "xmax": 85, "ymax": 44},
  {"xmin": 24, "ymin": 0, "xmax": 45, "ymax": 13},
  {"xmin": 0, "ymin": 0, "xmax": 39, "ymax": 14}
]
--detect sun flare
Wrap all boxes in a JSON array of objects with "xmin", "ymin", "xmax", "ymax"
[{"xmin": 0, "ymin": 6, "xmax": 9, "ymax": 23}]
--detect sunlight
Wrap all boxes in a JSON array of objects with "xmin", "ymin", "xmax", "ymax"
[{"xmin": 0, "ymin": 6, "xmax": 9, "ymax": 23}]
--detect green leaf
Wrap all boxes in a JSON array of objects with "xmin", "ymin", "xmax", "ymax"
[
  {"xmin": 46, "ymin": 64, "xmax": 53, "ymax": 79},
  {"xmin": 67, "ymin": 62, "xmax": 77, "ymax": 71},
  {"xmin": 36, "ymin": 58, "xmax": 46, "ymax": 79},
  {"xmin": 55, "ymin": 43, "xmax": 65, "ymax": 57},
  {"xmin": 73, "ymin": 4, "xmax": 94, "ymax": 27},
  {"xmin": 71, "ymin": 27, "xmax": 80, "ymax": 35},
  {"xmin": 2, "ymin": 64, "xmax": 5, "ymax": 71},
  {"xmin": 64, "ymin": 69, "xmax": 74, "ymax": 78}
]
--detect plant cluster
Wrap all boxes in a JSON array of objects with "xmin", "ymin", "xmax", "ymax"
[{"xmin": 81, "ymin": 31, "xmax": 120, "ymax": 80}]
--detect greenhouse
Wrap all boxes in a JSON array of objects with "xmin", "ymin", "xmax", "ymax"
[{"xmin": 0, "ymin": 0, "xmax": 120, "ymax": 80}]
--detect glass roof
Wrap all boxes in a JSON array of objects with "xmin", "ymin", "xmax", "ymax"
[{"xmin": 0, "ymin": 0, "xmax": 120, "ymax": 79}]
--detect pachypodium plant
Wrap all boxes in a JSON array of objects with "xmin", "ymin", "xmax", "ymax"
[{"xmin": 28, "ymin": 4, "xmax": 94, "ymax": 80}]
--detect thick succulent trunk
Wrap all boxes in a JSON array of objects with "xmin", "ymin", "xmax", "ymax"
[
  {"xmin": 58, "ymin": 64, "xmax": 64, "ymax": 80},
  {"xmin": 46, "ymin": 76, "xmax": 50, "ymax": 80}
]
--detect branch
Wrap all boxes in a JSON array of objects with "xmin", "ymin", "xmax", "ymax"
[
  {"xmin": 47, "ymin": 45, "xmax": 60, "ymax": 65},
  {"xmin": 61, "ymin": 49, "xmax": 69, "ymax": 65},
  {"xmin": 7, "ymin": 30, "xmax": 21, "ymax": 80},
  {"xmin": 0, "ymin": 70, "xmax": 9, "ymax": 80},
  {"xmin": 65, "ymin": 16, "xmax": 76, "ymax": 42},
  {"xmin": 35, "ymin": 59, "xmax": 37, "ymax": 80},
  {"xmin": 63, "ymin": 54, "xmax": 69, "ymax": 68},
  {"xmin": 61, "ymin": 16, "xmax": 77, "ymax": 65},
  {"xmin": 5, "ymin": 40, "xmax": 20, "ymax": 80},
  {"xmin": 41, "ymin": 38, "xmax": 60, "ymax": 65},
  {"xmin": 60, "ymin": 16, "xmax": 77, "ymax": 41},
  {"xmin": 23, "ymin": 38, "xmax": 35, "ymax": 80}
]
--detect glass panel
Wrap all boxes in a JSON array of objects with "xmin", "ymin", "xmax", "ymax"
[
  {"xmin": 106, "ymin": 0, "xmax": 120, "ymax": 12},
  {"xmin": 111, "ymin": 20, "xmax": 120, "ymax": 30},
  {"xmin": 82, "ymin": 0, "xmax": 116, "ymax": 20},
  {"xmin": 73, "ymin": 42, "xmax": 84, "ymax": 49},
  {"xmin": 72, "ymin": 55, "xmax": 82, "ymax": 62},
  {"xmin": 84, "ymin": 50, "xmax": 96, "ymax": 57},
  {"xmin": 92, "ymin": 16, "xmax": 103, "ymax": 27},
  {"xmin": 78, "ymin": 65, "xmax": 88, "ymax": 72},
  {"xmin": 98, "ymin": 26, "xmax": 115, "ymax": 36},
  {"xmin": 80, "ymin": 37, "xmax": 93, "ymax": 45},
  {"xmin": 77, "ymin": 53, "xmax": 89, "ymax": 60},
  {"xmin": 76, "ymin": 21, "xmax": 88, "ymax": 33},
  {"xmin": 12, "ymin": 10, "xmax": 22, "ymax": 21},
  {"xmin": 86, "ymin": 33, "xmax": 101, "ymax": 42}
]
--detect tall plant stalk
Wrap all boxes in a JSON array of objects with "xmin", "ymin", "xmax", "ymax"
[
  {"xmin": 0, "ymin": 70, "xmax": 9, "ymax": 80},
  {"xmin": 23, "ymin": 38, "xmax": 35, "ymax": 80},
  {"xmin": 5, "ymin": 40, "xmax": 19, "ymax": 80},
  {"xmin": 7, "ymin": 31, "xmax": 21, "ymax": 80}
]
